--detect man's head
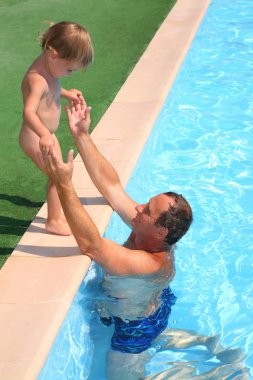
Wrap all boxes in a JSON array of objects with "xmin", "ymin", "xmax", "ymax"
[
  {"xmin": 133, "ymin": 192, "xmax": 192, "ymax": 247},
  {"xmin": 155, "ymin": 192, "xmax": 193, "ymax": 245}
]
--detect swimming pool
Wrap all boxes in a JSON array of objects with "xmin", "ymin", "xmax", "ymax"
[{"xmin": 39, "ymin": 0, "xmax": 253, "ymax": 378}]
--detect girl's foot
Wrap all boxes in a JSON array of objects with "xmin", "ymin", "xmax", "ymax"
[{"xmin": 46, "ymin": 215, "xmax": 72, "ymax": 236}]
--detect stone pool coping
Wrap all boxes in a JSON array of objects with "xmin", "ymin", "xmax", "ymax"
[{"xmin": 0, "ymin": 1, "xmax": 210, "ymax": 378}]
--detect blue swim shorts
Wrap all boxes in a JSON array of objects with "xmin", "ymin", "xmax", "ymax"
[{"xmin": 100, "ymin": 287, "xmax": 176, "ymax": 354}]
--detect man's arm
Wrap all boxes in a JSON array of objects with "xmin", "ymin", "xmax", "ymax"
[
  {"xmin": 65, "ymin": 101, "xmax": 137, "ymax": 227},
  {"xmin": 41, "ymin": 150, "xmax": 166, "ymax": 275}
]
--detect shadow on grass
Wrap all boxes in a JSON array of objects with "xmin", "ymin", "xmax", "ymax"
[
  {"xmin": 0, "ymin": 193, "xmax": 43, "ymax": 208},
  {"xmin": 0, "ymin": 215, "xmax": 32, "ymax": 263},
  {"xmin": 0, "ymin": 247, "xmax": 14, "ymax": 256},
  {"xmin": 0, "ymin": 217, "xmax": 50, "ymax": 236},
  {"xmin": 0, "ymin": 216, "xmax": 31, "ymax": 236}
]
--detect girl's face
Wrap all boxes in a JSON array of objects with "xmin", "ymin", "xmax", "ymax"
[
  {"xmin": 53, "ymin": 58, "xmax": 82, "ymax": 78},
  {"xmin": 47, "ymin": 49, "xmax": 82, "ymax": 78}
]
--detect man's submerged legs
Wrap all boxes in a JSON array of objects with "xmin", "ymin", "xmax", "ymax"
[{"xmin": 106, "ymin": 348, "xmax": 149, "ymax": 380}]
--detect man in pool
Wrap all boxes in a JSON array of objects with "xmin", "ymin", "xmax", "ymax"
[
  {"xmin": 41, "ymin": 98, "xmax": 193, "ymax": 373},
  {"xmin": 42, "ymin": 98, "xmax": 193, "ymax": 277}
]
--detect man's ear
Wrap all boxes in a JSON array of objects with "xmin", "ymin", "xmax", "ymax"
[{"xmin": 157, "ymin": 226, "xmax": 168, "ymax": 239}]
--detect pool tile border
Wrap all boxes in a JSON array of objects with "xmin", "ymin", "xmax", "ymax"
[{"xmin": 0, "ymin": 1, "xmax": 210, "ymax": 378}]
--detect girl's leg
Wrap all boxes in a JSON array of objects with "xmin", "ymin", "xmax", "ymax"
[
  {"xmin": 19, "ymin": 128, "xmax": 71, "ymax": 235},
  {"xmin": 45, "ymin": 177, "xmax": 72, "ymax": 235},
  {"xmin": 44, "ymin": 135, "xmax": 72, "ymax": 235}
]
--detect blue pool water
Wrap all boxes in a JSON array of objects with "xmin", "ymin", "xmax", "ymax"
[{"xmin": 39, "ymin": 0, "xmax": 253, "ymax": 378}]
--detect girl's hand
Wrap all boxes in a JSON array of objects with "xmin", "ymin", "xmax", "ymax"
[
  {"xmin": 39, "ymin": 134, "xmax": 55, "ymax": 154},
  {"xmin": 65, "ymin": 97, "xmax": 91, "ymax": 137},
  {"xmin": 61, "ymin": 88, "xmax": 83, "ymax": 105}
]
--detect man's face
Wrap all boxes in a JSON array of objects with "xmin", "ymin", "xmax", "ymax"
[{"xmin": 132, "ymin": 194, "xmax": 171, "ymax": 237}]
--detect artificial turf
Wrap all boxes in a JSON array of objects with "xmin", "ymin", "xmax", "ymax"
[{"xmin": 0, "ymin": 0, "xmax": 176, "ymax": 267}]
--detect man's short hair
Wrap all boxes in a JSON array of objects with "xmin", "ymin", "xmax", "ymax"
[{"xmin": 155, "ymin": 192, "xmax": 193, "ymax": 245}]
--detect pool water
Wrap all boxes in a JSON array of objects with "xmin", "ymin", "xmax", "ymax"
[{"xmin": 39, "ymin": 0, "xmax": 253, "ymax": 378}]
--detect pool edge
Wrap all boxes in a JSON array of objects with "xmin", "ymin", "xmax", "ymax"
[{"xmin": 0, "ymin": 1, "xmax": 210, "ymax": 378}]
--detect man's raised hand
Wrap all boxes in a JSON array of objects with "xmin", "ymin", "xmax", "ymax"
[
  {"xmin": 65, "ymin": 97, "xmax": 91, "ymax": 137},
  {"xmin": 41, "ymin": 149, "xmax": 74, "ymax": 187}
]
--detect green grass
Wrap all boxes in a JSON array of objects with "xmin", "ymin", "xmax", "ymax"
[{"xmin": 0, "ymin": 0, "xmax": 176, "ymax": 267}]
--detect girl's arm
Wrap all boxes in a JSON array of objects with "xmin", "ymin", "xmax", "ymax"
[{"xmin": 22, "ymin": 73, "xmax": 55, "ymax": 153}]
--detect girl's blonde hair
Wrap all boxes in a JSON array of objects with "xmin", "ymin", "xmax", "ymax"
[{"xmin": 40, "ymin": 21, "xmax": 93, "ymax": 69}]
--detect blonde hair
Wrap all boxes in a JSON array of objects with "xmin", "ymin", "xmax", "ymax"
[{"xmin": 40, "ymin": 21, "xmax": 93, "ymax": 69}]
